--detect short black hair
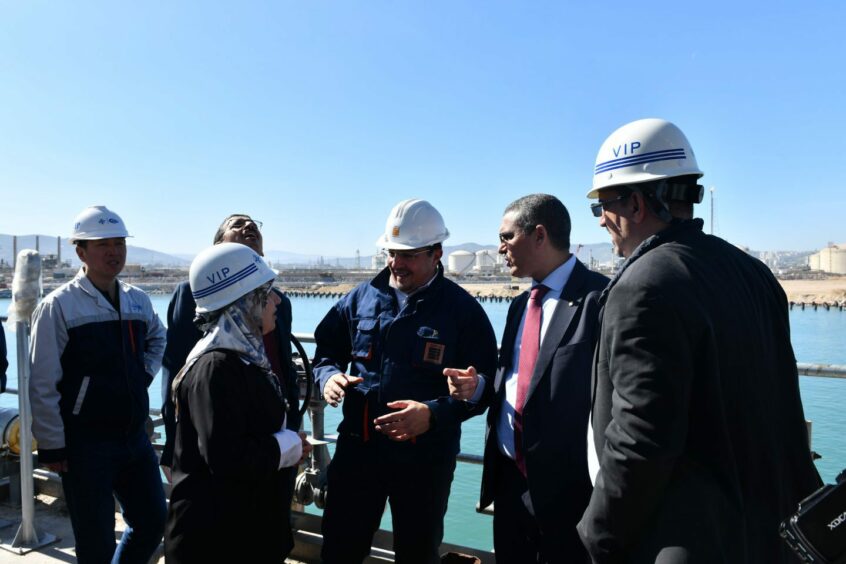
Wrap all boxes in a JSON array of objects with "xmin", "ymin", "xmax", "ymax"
[
  {"xmin": 213, "ymin": 214, "xmax": 253, "ymax": 244},
  {"xmin": 504, "ymin": 194, "xmax": 571, "ymax": 251}
]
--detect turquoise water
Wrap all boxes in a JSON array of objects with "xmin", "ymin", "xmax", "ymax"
[{"xmin": 2, "ymin": 296, "xmax": 844, "ymax": 550}]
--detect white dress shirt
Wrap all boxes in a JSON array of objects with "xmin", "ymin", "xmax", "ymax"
[{"xmin": 497, "ymin": 255, "xmax": 577, "ymax": 459}]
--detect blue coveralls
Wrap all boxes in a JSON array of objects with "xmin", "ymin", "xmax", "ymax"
[{"xmin": 314, "ymin": 265, "xmax": 497, "ymax": 564}]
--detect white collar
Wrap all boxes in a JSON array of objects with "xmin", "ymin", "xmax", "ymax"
[{"xmin": 532, "ymin": 254, "xmax": 576, "ymax": 293}]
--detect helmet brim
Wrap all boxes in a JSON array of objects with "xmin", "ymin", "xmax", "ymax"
[{"xmin": 587, "ymin": 170, "xmax": 703, "ymax": 199}]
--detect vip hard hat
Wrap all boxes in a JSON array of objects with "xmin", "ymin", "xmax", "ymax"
[
  {"xmin": 70, "ymin": 205, "xmax": 131, "ymax": 243},
  {"xmin": 375, "ymin": 199, "xmax": 450, "ymax": 250},
  {"xmin": 189, "ymin": 242, "xmax": 276, "ymax": 313},
  {"xmin": 587, "ymin": 118, "xmax": 704, "ymax": 199}
]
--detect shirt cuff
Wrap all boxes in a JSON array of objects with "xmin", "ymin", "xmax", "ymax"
[
  {"xmin": 466, "ymin": 374, "xmax": 487, "ymax": 404},
  {"xmin": 317, "ymin": 368, "xmax": 342, "ymax": 397},
  {"xmin": 273, "ymin": 429, "xmax": 303, "ymax": 469}
]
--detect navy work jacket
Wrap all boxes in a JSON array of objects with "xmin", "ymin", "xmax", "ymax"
[{"xmin": 313, "ymin": 265, "xmax": 497, "ymax": 461}]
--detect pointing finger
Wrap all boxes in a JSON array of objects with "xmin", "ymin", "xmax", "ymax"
[{"xmin": 338, "ymin": 375, "xmax": 364, "ymax": 388}]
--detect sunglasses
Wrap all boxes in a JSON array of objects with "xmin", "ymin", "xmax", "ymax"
[{"xmin": 590, "ymin": 194, "xmax": 630, "ymax": 217}]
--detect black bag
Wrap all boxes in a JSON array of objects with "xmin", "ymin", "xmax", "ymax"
[{"xmin": 780, "ymin": 469, "xmax": 846, "ymax": 563}]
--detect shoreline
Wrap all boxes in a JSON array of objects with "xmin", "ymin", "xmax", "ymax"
[
  {"xmin": 17, "ymin": 275, "xmax": 846, "ymax": 306},
  {"xmin": 279, "ymin": 277, "xmax": 846, "ymax": 305},
  {"xmin": 777, "ymin": 278, "xmax": 846, "ymax": 305}
]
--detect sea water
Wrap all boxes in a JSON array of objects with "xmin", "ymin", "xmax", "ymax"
[{"xmin": 1, "ymin": 296, "xmax": 844, "ymax": 550}]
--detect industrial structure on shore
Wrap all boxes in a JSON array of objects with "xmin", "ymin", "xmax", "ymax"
[{"xmin": 808, "ymin": 243, "xmax": 846, "ymax": 275}]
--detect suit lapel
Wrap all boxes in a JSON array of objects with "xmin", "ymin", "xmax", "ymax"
[
  {"xmin": 525, "ymin": 261, "xmax": 587, "ymax": 404},
  {"xmin": 590, "ymin": 303, "xmax": 605, "ymax": 412}
]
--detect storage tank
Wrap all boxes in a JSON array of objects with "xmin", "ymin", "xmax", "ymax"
[
  {"xmin": 829, "ymin": 246, "xmax": 846, "ymax": 274},
  {"xmin": 821, "ymin": 248, "xmax": 832, "ymax": 273},
  {"xmin": 494, "ymin": 252, "xmax": 507, "ymax": 272},
  {"xmin": 808, "ymin": 253, "xmax": 821, "ymax": 271},
  {"xmin": 448, "ymin": 250, "xmax": 475, "ymax": 274},
  {"xmin": 474, "ymin": 250, "xmax": 496, "ymax": 273},
  {"xmin": 371, "ymin": 250, "xmax": 388, "ymax": 270}
]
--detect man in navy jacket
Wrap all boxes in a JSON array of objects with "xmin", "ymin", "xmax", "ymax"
[{"xmin": 314, "ymin": 199, "xmax": 498, "ymax": 564}]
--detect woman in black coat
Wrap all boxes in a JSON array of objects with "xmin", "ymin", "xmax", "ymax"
[{"xmin": 164, "ymin": 243, "xmax": 311, "ymax": 563}]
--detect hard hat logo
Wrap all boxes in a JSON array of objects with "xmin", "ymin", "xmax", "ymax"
[
  {"xmin": 204, "ymin": 267, "xmax": 231, "ymax": 285},
  {"xmin": 611, "ymin": 141, "xmax": 642, "ymax": 158},
  {"xmin": 376, "ymin": 199, "xmax": 450, "ymax": 250}
]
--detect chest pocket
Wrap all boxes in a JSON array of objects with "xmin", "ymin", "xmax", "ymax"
[
  {"xmin": 411, "ymin": 326, "xmax": 454, "ymax": 371},
  {"xmin": 351, "ymin": 318, "xmax": 378, "ymax": 361}
]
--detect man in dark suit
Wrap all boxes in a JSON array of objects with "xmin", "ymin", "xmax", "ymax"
[
  {"xmin": 578, "ymin": 119, "xmax": 821, "ymax": 563},
  {"xmin": 450, "ymin": 194, "xmax": 608, "ymax": 563}
]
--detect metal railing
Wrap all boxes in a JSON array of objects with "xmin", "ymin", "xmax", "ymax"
[
  {"xmin": 1, "ymin": 327, "xmax": 844, "ymax": 561},
  {"xmin": 797, "ymin": 363, "xmax": 846, "ymax": 378}
]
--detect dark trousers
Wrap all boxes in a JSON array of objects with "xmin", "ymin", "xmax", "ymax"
[
  {"xmin": 321, "ymin": 436, "xmax": 456, "ymax": 564},
  {"xmin": 493, "ymin": 452, "xmax": 588, "ymax": 564},
  {"xmin": 62, "ymin": 430, "xmax": 167, "ymax": 564}
]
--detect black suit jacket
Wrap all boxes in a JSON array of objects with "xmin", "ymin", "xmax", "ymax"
[
  {"xmin": 480, "ymin": 259, "xmax": 608, "ymax": 537},
  {"xmin": 578, "ymin": 219, "xmax": 821, "ymax": 563}
]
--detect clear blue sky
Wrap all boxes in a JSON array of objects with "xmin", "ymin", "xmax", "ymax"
[{"xmin": 2, "ymin": 1, "xmax": 843, "ymax": 257}]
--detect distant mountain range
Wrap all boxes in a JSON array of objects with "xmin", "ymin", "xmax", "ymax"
[
  {"xmin": 0, "ymin": 233, "xmax": 813, "ymax": 271},
  {"xmin": 178, "ymin": 243, "xmax": 515, "ymax": 269},
  {"xmin": 0, "ymin": 234, "xmax": 189, "ymax": 267}
]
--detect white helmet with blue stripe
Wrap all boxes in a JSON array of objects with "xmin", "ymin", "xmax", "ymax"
[
  {"xmin": 189, "ymin": 242, "xmax": 276, "ymax": 313},
  {"xmin": 587, "ymin": 118, "xmax": 703, "ymax": 199}
]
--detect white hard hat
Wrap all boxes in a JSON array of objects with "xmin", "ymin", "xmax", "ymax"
[
  {"xmin": 70, "ymin": 205, "xmax": 131, "ymax": 243},
  {"xmin": 189, "ymin": 242, "xmax": 276, "ymax": 313},
  {"xmin": 375, "ymin": 199, "xmax": 450, "ymax": 250},
  {"xmin": 588, "ymin": 118, "xmax": 703, "ymax": 198}
]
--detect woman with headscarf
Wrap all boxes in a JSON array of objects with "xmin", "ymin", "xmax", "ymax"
[{"xmin": 164, "ymin": 243, "xmax": 311, "ymax": 563}]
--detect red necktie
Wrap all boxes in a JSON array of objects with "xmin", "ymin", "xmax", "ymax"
[{"xmin": 514, "ymin": 284, "xmax": 549, "ymax": 476}]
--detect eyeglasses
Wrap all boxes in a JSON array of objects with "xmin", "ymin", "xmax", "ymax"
[
  {"xmin": 387, "ymin": 248, "xmax": 432, "ymax": 260},
  {"xmin": 498, "ymin": 231, "xmax": 516, "ymax": 244},
  {"xmin": 498, "ymin": 225, "xmax": 534, "ymax": 244},
  {"xmin": 590, "ymin": 194, "xmax": 630, "ymax": 217},
  {"xmin": 229, "ymin": 218, "xmax": 263, "ymax": 230},
  {"xmin": 258, "ymin": 282, "xmax": 274, "ymax": 306}
]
